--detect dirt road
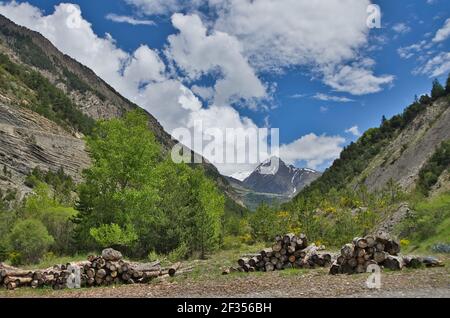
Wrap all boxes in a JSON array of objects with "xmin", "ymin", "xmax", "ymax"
[{"xmin": 0, "ymin": 266, "xmax": 448, "ymax": 298}]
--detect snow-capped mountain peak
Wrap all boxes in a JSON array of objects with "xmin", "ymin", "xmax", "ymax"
[{"xmin": 242, "ymin": 157, "xmax": 322, "ymax": 196}]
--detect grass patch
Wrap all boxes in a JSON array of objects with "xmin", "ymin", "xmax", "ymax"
[
  {"xmin": 398, "ymin": 192, "xmax": 450, "ymax": 253},
  {"xmin": 410, "ymin": 217, "xmax": 450, "ymax": 253},
  {"xmin": 278, "ymin": 268, "xmax": 309, "ymax": 277}
]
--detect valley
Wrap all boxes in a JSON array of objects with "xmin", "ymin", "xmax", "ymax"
[
  {"xmin": 227, "ymin": 158, "xmax": 321, "ymax": 209},
  {"xmin": 0, "ymin": 6, "xmax": 449, "ymax": 300}
]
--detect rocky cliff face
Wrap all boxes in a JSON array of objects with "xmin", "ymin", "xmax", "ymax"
[
  {"xmin": 357, "ymin": 98, "xmax": 450, "ymax": 192},
  {"xmin": 0, "ymin": 102, "xmax": 90, "ymax": 196},
  {"xmin": 0, "ymin": 14, "xmax": 170, "ymax": 144}
]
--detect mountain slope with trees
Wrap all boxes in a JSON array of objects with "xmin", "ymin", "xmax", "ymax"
[
  {"xmin": 0, "ymin": 14, "xmax": 245, "ymax": 215},
  {"xmin": 293, "ymin": 77, "xmax": 450, "ymax": 203},
  {"xmin": 0, "ymin": 14, "xmax": 249, "ymax": 264}
]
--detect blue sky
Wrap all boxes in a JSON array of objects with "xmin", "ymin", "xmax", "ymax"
[{"xmin": 0, "ymin": 0, "xmax": 449, "ymax": 177}]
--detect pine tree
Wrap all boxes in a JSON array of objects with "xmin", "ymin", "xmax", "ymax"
[
  {"xmin": 431, "ymin": 79, "xmax": 445, "ymax": 100},
  {"xmin": 446, "ymin": 73, "xmax": 450, "ymax": 94}
]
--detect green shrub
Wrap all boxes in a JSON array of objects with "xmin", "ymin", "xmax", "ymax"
[
  {"xmin": 8, "ymin": 219, "xmax": 54, "ymax": 265},
  {"xmin": 0, "ymin": 240, "xmax": 8, "ymax": 262},
  {"xmin": 23, "ymin": 182, "xmax": 77, "ymax": 254},
  {"xmin": 398, "ymin": 193, "xmax": 450, "ymax": 241},
  {"xmin": 147, "ymin": 250, "xmax": 161, "ymax": 262},
  {"xmin": 8, "ymin": 251, "xmax": 22, "ymax": 266},
  {"xmin": 249, "ymin": 203, "xmax": 278, "ymax": 242},
  {"xmin": 222, "ymin": 235, "xmax": 243, "ymax": 250},
  {"xmin": 417, "ymin": 140, "xmax": 450, "ymax": 195},
  {"xmin": 167, "ymin": 242, "xmax": 189, "ymax": 262},
  {"xmin": 89, "ymin": 223, "xmax": 138, "ymax": 249}
]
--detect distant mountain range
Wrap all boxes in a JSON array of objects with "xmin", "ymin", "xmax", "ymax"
[
  {"xmin": 227, "ymin": 157, "xmax": 321, "ymax": 209},
  {"xmin": 242, "ymin": 157, "xmax": 321, "ymax": 196}
]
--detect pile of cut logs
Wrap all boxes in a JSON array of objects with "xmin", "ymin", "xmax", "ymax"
[
  {"xmin": 329, "ymin": 232, "xmax": 444, "ymax": 275},
  {"xmin": 224, "ymin": 233, "xmax": 332, "ymax": 274},
  {"xmin": 0, "ymin": 248, "xmax": 186, "ymax": 290}
]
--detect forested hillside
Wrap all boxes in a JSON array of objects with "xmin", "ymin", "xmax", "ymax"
[
  {"xmin": 0, "ymin": 15, "xmax": 247, "ymax": 265},
  {"xmin": 294, "ymin": 77, "xmax": 450, "ymax": 202},
  {"xmin": 251, "ymin": 78, "xmax": 450, "ymax": 248},
  {"xmin": 0, "ymin": 14, "xmax": 245, "ymax": 211}
]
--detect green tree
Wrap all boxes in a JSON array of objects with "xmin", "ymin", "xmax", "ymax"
[
  {"xmin": 293, "ymin": 194, "xmax": 322, "ymax": 242},
  {"xmin": 90, "ymin": 223, "xmax": 138, "ymax": 249},
  {"xmin": 8, "ymin": 219, "xmax": 54, "ymax": 264},
  {"xmin": 185, "ymin": 169, "xmax": 224, "ymax": 259},
  {"xmin": 75, "ymin": 110, "xmax": 162, "ymax": 253},
  {"xmin": 431, "ymin": 79, "xmax": 445, "ymax": 100},
  {"xmin": 249, "ymin": 203, "xmax": 277, "ymax": 242},
  {"xmin": 446, "ymin": 73, "xmax": 450, "ymax": 93},
  {"xmin": 75, "ymin": 110, "xmax": 225, "ymax": 258},
  {"xmin": 0, "ymin": 207, "xmax": 16, "ymax": 261},
  {"xmin": 417, "ymin": 140, "xmax": 450, "ymax": 195},
  {"xmin": 23, "ymin": 182, "xmax": 77, "ymax": 254}
]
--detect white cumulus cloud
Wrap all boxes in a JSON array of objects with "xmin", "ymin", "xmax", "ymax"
[
  {"xmin": 313, "ymin": 93, "xmax": 355, "ymax": 103},
  {"xmin": 323, "ymin": 60, "xmax": 395, "ymax": 96},
  {"xmin": 413, "ymin": 52, "xmax": 450, "ymax": 78},
  {"xmin": 0, "ymin": 1, "xmax": 347, "ymax": 176},
  {"xmin": 345, "ymin": 126, "xmax": 361, "ymax": 137},
  {"xmin": 125, "ymin": 0, "xmax": 205, "ymax": 16},
  {"xmin": 105, "ymin": 13, "xmax": 155, "ymax": 26},
  {"xmin": 166, "ymin": 13, "xmax": 267, "ymax": 107},
  {"xmin": 433, "ymin": 18, "xmax": 450, "ymax": 43},
  {"xmin": 280, "ymin": 134, "xmax": 346, "ymax": 170},
  {"xmin": 392, "ymin": 23, "xmax": 411, "ymax": 34},
  {"xmin": 128, "ymin": 0, "xmax": 394, "ymax": 96}
]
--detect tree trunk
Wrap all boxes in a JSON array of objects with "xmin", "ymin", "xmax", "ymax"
[
  {"xmin": 238, "ymin": 258, "xmax": 249, "ymax": 267},
  {"xmin": 283, "ymin": 233, "xmax": 295, "ymax": 244},
  {"xmin": 272, "ymin": 243, "xmax": 282, "ymax": 252},
  {"xmin": 355, "ymin": 238, "xmax": 368, "ymax": 249},
  {"xmin": 168, "ymin": 262, "xmax": 182, "ymax": 277},
  {"xmin": 365, "ymin": 235, "xmax": 376, "ymax": 248},
  {"xmin": 385, "ymin": 239, "xmax": 400, "ymax": 255},
  {"xmin": 265, "ymin": 263, "xmax": 275, "ymax": 272},
  {"xmin": 383, "ymin": 255, "xmax": 403, "ymax": 270},
  {"xmin": 402, "ymin": 256, "xmax": 423, "ymax": 269},
  {"xmin": 374, "ymin": 251, "xmax": 387, "ymax": 263},
  {"xmin": 329, "ymin": 261, "xmax": 340, "ymax": 275},
  {"xmin": 341, "ymin": 244, "xmax": 354, "ymax": 259}
]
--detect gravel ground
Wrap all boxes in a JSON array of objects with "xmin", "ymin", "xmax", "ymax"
[{"xmin": 0, "ymin": 266, "xmax": 448, "ymax": 298}]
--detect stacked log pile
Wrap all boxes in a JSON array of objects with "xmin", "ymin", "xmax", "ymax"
[
  {"xmin": 0, "ymin": 248, "xmax": 186, "ymax": 290},
  {"xmin": 224, "ymin": 233, "xmax": 332, "ymax": 274},
  {"xmin": 329, "ymin": 232, "xmax": 444, "ymax": 275}
]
